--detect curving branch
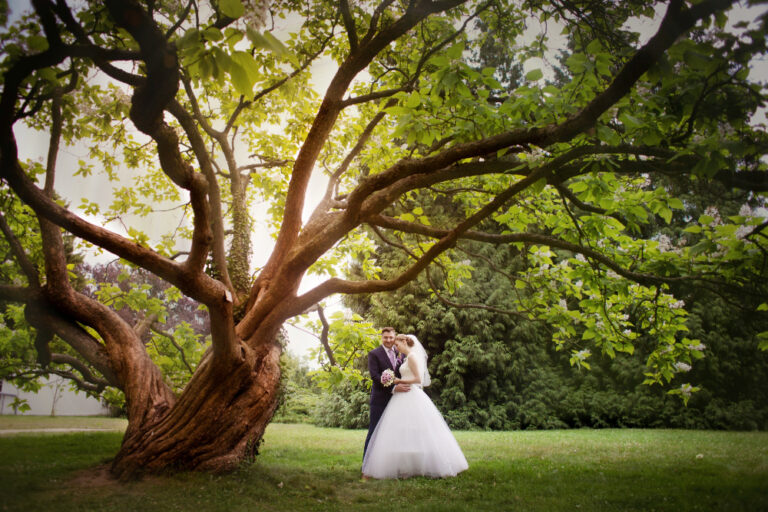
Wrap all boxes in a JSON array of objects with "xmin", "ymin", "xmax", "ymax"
[
  {"xmin": 0, "ymin": 211, "xmax": 40, "ymax": 287},
  {"xmin": 340, "ymin": 86, "xmax": 410, "ymax": 107},
  {"xmin": 165, "ymin": 0, "xmax": 196, "ymax": 39},
  {"xmin": 340, "ymin": 0, "xmax": 359, "ymax": 52},
  {"xmin": 50, "ymin": 353, "xmax": 111, "ymax": 389},
  {"xmin": 0, "ymin": 284, "xmax": 35, "ymax": 302},
  {"xmin": 361, "ymin": 0, "xmax": 396, "ymax": 45},
  {"xmin": 366, "ymin": 213, "xmax": 687, "ymax": 287},
  {"xmin": 252, "ymin": 0, "xmax": 467, "ymax": 305},
  {"xmin": 312, "ymin": 304, "xmax": 337, "ymax": 366},
  {"xmin": 291, "ymin": 163, "xmax": 554, "ymax": 313},
  {"xmin": 26, "ymin": 305, "xmax": 119, "ymax": 386},
  {"xmin": 151, "ymin": 323, "xmax": 195, "ymax": 374},
  {"xmin": 424, "ymin": 267, "xmax": 527, "ymax": 318},
  {"xmin": 321, "ymin": 98, "xmax": 397, "ymax": 206},
  {"xmin": 167, "ymin": 99, "xmax": 234, "ymax": 296}
]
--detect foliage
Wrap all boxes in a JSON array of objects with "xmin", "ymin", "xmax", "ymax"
[
  {"xmin": 333, "ymin": 229, "xmax": 768, "ymax": 430},
  {"xmin": 272, "ymin": 350, "xmax": 322, "ymax": 424},
  {"xmin": 313, "ymin": 378, "xmax": 371, "ymax": 429}
]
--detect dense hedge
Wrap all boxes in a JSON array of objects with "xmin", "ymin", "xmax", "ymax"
[{"xmin": 309, "ymin": 241, "xmax": 768, "ymax": 431}]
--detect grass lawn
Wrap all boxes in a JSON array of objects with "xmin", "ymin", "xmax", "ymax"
[
  {"xmin": 0, "ymin": 415, "xmax": 128, "ymax": 431},
  {"xmin": 0, "ymin": 420, "xmax": 766, "ymax": 511}
]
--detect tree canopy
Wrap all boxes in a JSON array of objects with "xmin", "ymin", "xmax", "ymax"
[{"xmin": 1, "ymin": 0, "xmax": 767, "ymax": 476}]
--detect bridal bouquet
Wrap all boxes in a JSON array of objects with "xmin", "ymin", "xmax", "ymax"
[{"xmin": 381, "ymin": 369, "xmax": 395, "ymax": 387}]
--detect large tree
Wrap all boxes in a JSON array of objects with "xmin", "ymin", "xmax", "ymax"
[{"xmin": 1, "ymin": 0, "xmax": 766, "ymax": 477}]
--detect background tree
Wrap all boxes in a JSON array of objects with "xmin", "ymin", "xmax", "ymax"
[{"xmin": 0, "ymin": 0, "xmax": 766, "ymax": 478}]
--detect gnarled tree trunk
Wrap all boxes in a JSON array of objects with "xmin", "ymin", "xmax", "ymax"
[{"xmin": 111, "ymin": 338, "xmax": 282, "ymax": 479}]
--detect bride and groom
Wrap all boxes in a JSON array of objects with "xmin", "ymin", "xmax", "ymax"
[{"xmin": 362, "ymin": 327, "xmax": 468, "ymax": 479}]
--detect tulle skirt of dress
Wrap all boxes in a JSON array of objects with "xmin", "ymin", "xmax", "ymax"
[{"xmin": 362, "ymin": 387, "xmax": 468, "ymax": 479}]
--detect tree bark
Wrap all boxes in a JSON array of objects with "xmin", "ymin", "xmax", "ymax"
[{"xmin": 110, "ymin": 334, "xmax": 282, "ymax": 479}]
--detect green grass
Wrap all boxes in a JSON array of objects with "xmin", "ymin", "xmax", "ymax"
[
  {"xmin": 0, "ymin": 415, "xmax": 128, "ymax": 431},
  {"xmin": 0, "ymin": 421, "xmax": 766, "ymax": 511}
]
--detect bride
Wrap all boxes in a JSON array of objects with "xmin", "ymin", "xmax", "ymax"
[{"xmin": 362, "ymin": 334, "xmax": 468, "ymax": 479}]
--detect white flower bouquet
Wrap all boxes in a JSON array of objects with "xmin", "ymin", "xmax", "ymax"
[{"xmin": 381, "ymin": 369, "xmax": 395, "ymax": 387}]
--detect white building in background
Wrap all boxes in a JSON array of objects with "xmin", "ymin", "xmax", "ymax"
[{"xmin": 0, "ymin": 376, "xmax": 110, "ymax": 416}]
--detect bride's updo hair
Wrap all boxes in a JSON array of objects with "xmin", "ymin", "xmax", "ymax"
[{"xmin": 395, "ymin": 334, "xmax": 414, "ymax": 347}]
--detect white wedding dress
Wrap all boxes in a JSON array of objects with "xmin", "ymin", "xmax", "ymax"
[{"xmin": 361, "ymin": 351, "xmax": 468, "ymax": 479}]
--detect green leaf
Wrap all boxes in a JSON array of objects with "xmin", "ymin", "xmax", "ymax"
[
  {"xmin": 247, "ymin": 29, "xmax": 288, "ymax": 58},
  {"xmin": 659, "ymin": 206, "xmax": 672, "ymax": 224},
  {"xmin": 668, "ymin": 198, "xmax": 684, "ymax": 210},
  {"xmin": 28, "ymin": 35, "xmax": 49, "ymax": 52},
  {"xmin": 530, "ymin": 178, "xmax": 547, "ymax": 194},
  {"xmin": 219, "ymin": 0, "xmax": 244, "ymax": 19},
  {"xmin": 228, "ymin": 61, "xmax": 253, "ymax": 97},
  {"xmin": 203, "ymin": 27, "xmax": 224, "ymax": 42},
  {"xmin": 525, "ymin": 68, "xmax": 543, "ymax": 81},
  {"xmin": 231, "ymin": 51, "xmax": 260, "ymax": 83},
  {"xmin": 586, "ymin": 39, "xmax": 603, "ymax": 55},
  {"xmin": 619, "ymin": 112, "xmax": 642, "ymax": 130},
  {"xmin": 758, "ymin": 331, "xmax": 768, "ymax": 351}
]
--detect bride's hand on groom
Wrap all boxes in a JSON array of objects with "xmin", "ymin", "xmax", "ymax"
[{"xmin": 393, "ymin": 382, "xmax": 411, "ymax": 393}]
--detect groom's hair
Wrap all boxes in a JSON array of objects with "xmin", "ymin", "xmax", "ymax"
[{"xmin": 381, "ymin": 327, "xmax": 396, "ymax": 334}]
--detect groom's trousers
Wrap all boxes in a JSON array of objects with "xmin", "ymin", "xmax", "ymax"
[{"xmin": 363, "ymin": 402, "xmax": 387, "ymax": 460}]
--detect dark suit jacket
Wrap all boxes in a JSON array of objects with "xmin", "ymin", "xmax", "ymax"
[{"xmin": 368, "ymin": 345, "xmax": 401, "ymax": 407}]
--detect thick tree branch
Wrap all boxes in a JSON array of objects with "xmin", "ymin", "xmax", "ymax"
[
  {"xmin": 0, "ymin": 284, "xmax": 35, "ymax": 302},
  {"xmin": 167, "ymin": 99, "xmax": 235, "ymax": 296},
  {"xmin": 340, "ymin": 0, "xmax": 359, "ymax": 52},
  {"xmin": 253, "ymin": 0, "xmax": 466, "ymax": 307},
  {"xmin": 291, "ymin": 163, "xmax": 553, "ymax": 313}
]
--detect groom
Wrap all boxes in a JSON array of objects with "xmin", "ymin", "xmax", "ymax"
[{"xmin": 364, "ymin": 327, "xmax": 410, "ymax": 458}]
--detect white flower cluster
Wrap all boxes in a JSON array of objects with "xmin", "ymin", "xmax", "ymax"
[
  {"xmin": 680, "ymin": 383, "xmax": 693, "ymax": 397},
  {"xmin": 674, "ymin": 362, "xmax": 692, "ymax": 372},
  {"xmin": 703, "ymin": 206, "xmax": 722, "ymax": 226},
  {"xmin": 574, "ymin": 349, "xmax": 591, "ymax": 360},
  {"xmin": 113, "ymin": 88, "xmax": 132, "ymax": 107},
  {"xmin": 241, "ymin": 0, "xmax": 270, "ymax": 29},
  {"xmin": 657, "ymin": 234, "xmax": 673, "ymax": 252},
  {"xmin": 735, "ymin": 225, "xmax": 752, "ymax": 239},
  {"xmin": 558, "ymin": 299, "xmax": 568, "ymax": 311},
  {"xmin": 670, "ymin": 299, "xmax": 685, "ymax": 309},
  {"xmin": 739, "ymin": 204, "xmax": 754, "ymax": 217},
  {"xmin": 689, "ymin": 343, "xmax": 706, "ymax": 352}
]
